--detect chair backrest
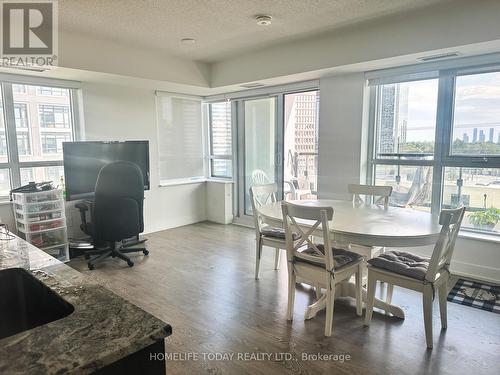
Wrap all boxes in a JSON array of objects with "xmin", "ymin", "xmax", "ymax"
[
  {"xmin": 251, "ymin": 169, "xmax": 270, "ymax": 185},
  {"xmin": 348, "ymin": 184, "xmax": 392, "ymax": 207},
  {"xmin": 249, "ymin": 183, "xmax": 278, "ymax": 233},
  {"xmin": 281, "ymin": 201, "xmax": 335, "ymax": 273},
  {"xmin": 93, "ymin": 161, "xmax": 145, "ymax": 241},
  {"xmin": 425, "ymin": 206, "xmax": 466, "ymax": 282},
  {"xmin": 283, "ymin": 180, "xmax": 296, "ymax": 200}
]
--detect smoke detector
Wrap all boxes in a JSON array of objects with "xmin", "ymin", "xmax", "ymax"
[{"xmin": 255, "ymin": 15, "xmax": 272, "ymax": 26}]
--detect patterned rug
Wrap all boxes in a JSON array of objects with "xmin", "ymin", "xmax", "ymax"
[{"xmin": 447, "ymin": 279, "xmax": 500, "ymax": 314}]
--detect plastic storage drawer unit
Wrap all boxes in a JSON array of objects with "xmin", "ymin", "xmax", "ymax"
[
  {"xmin": 12, "ymin": 189, "xmax": 62, "ymax": 204},
  {"xmin": 15, "ymin": 200, "xmax": 64, "ymax": 214},
  {"xmin": 18, "ymin": 227, "xmax": 67, "ymax": 249},
  {"xmin": 15, "ymin": 210, "xmax": 64, "ymax": 223},
  {"xmin": 16, "ymin": 218, "xmax": 66, "ymax": 233},
  {"xmin": 41, "ymin": 244, "xmax": 70, "ymax": 262}
]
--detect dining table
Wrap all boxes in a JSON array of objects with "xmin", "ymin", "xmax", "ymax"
[{"xmin": 258, "ymin": 199, "xmax": 443, "ymax": 320}]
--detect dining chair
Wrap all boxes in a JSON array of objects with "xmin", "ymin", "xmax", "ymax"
[
  {"xmin": 348, "ymin": 184, "xmax": 393, "ymax": 207},
  {"xmin": 347, "ymin": 184, "xmax": 393, "ymax": 260},
  {"xmin": 282, "ymin": 201, "xmax": 364, "ymax": 336},
  {"xmin": 251, "ymin": 169, "xmax": 270, "ymax": 185},
  {"xmin": 250, "ymin": 183, "xmax": 287, "ymax": 279},
  {"xmin": 364, "ymin": 206, "xmax": 466, "ymax": 349}
]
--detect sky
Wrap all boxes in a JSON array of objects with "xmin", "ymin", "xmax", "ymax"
[{"xmin": 396, "ymin": 71, "xmax": 500, "ymax": 143}]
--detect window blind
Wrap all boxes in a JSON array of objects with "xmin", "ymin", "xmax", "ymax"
[{"xmin": 156, "ymin": 93, "xmax": 204, "ymax": 183}]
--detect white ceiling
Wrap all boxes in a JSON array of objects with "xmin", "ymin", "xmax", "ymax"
[{"xmin": 59, "ymin": 0, "xmax": 452, "ymax": 63}]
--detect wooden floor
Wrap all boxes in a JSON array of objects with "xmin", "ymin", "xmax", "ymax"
[{"xmin": 69, "ymin": 222, "xmax": 500, "ymax": 375}]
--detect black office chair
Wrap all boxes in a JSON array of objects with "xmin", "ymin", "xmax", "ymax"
[{"xmin": 85, "ymin": 161, "xmax": 149, "ymax": 270}]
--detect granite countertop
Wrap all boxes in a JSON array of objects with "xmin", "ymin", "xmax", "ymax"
[{"xmin": 0, "ymin": 233, "xmax": 172, "ymax": 374}]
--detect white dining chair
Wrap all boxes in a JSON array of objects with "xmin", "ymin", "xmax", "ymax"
[
  {"xmin": 348, "ymin": 183, "xmax": 393, "ymax": 207},
  {"xmin": 251, "ymin": 169, "xmax": 270, "ymax": 185},
  {"xmin": 250, "ymin": 183, "xmax": 287, "ymax": 279},
  {"xmin": 282, "ymin": 201, "xmax": 364, "ymax": 336},
  {"xmin": 347, "ymin": 184, "xmax": 393, "ymax": 259},
  {"xmin": 364, "ymin": 206, "xmax": 466, "ymax": 349}
]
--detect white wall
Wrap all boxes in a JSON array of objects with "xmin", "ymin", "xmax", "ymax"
[
  {"xmin": 318, "ymin": 74, "xmax": 500, "ymax": 283},
  {"xmin": 78, "ymin": 82, "xmax": 207, "ymax": 234}
]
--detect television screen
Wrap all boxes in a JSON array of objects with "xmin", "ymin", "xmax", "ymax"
[{"xmin": 63, "ymin": 141, "xmax": 150, "ymax": 201}]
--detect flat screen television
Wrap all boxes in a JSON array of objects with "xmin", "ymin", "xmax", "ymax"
[{"xmin": 63, "ymin": 141, "xmax": 150, "ymax": 201}]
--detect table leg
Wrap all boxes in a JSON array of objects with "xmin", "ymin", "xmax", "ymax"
[{"xmin": 303, "ymin": 281, "xmax": 405, "ymax": 320}]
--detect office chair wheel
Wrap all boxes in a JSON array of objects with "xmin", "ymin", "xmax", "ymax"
[
  {"xmin": 88, "ymin": 263, "xmax": 95, "ymax": 270},
  {"xmin": 143, "ymin": 249, "xmax": 149, "ymax": 256},
  {"xmin": 127, "ymin": 260, "xmax": 134, "ymax": 267}
]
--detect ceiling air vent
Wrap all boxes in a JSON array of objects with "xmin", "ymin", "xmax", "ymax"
[
  {"xmin": 418, "ymin": 52, "xmax": 461, "ymax": 62},
  {"xmin": 240, "ymin": 83, "xmax": 265, "ymax": 89}
]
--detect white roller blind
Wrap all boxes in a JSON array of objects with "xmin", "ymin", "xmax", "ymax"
[{"xmin": 156, "ymin": 93, "xmax": 204, "ymax": 183}]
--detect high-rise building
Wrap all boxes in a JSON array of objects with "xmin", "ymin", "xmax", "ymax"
[
  {"xmin": 284, "ymin": 92, "xmax": 319, "ymax": 192},
  {"xmin": 489, "ymin": 127, "xmax": 494, "ymax": 142},
  {"xmin": 473, "ymin": 128, "xmax": 478, "ymax": 143},
  {"xmin": 462, "ymin": 133, "xmax": 469, "ymax": 143},
  {"xmin": 378, "ymin": 84, "xmax": 409, "ymax": 154},
  {"xmin": 479, "ymin": 130, "xmax": 485, "ymax": 143}
]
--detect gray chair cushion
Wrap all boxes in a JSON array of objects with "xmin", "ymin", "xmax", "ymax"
[
  {"xmin": 367, "ymin": 250, "xmax": 430, "ymax": 280},
  {"xmin": 297, "ymin": 244, "xmax": 362, "ymax": 270},
  {"xmin": 261, "ymin": 226, "xmax": 300, "ymax": 240}
]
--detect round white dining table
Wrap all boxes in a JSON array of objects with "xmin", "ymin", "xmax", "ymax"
[{"xmin": 258, "ymin": 199, "xmax": 443, "ymax": 319}]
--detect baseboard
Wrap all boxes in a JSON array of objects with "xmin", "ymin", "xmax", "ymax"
[
  {"xmin": 143, "ymin": 214, "xmax": 206, "ymax": 235},
  {"xmin": 451, "ymin": 260, "xmax": 500, "ymax": 285}
]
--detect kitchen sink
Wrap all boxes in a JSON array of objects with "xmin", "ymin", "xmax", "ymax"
[{"xmin": 0, "ymin": 268, "xmax": 74, "ymax": 340}]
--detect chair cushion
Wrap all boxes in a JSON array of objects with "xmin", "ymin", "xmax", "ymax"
[
  {"xmin": 261, "ymin": 226, "xmax": 300, "ymax": 240},
  {"xmin": 367, "ymin": 250, "xmax": 430, "ymax": 280},
  {"xmin": 297, "ymin": 244, "xmax": 362, "ymax": 270}
]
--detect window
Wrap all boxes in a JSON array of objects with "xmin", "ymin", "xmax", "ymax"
[
  {"xmin": 156, "ymin": 93, "xmax": 204, "ymax": 183},
  {"xmin": 375, "ymin": 79, "xmax": 438, "ymax": 161},
  {"xmin": 41, "ymin": 133, "xmax": 72, "ymax": 154},
  {"xmin": 12, "ymin": 84, "xmax": 26, "ymax": 94},
  {"xmin": 208, "ymin": 101, "xmax": 232, "ymax": 178},
  {"xmin": 451, "ymin": 71, "xmax": 500, "ymax": 156},
  {"xmin": 0, "ymin": 83, "xmax": 79, "ymax": 196},
  {"xmin": 369, "ymin": 67, "xmax": 500, "ymax": 235},
  {"xmin": 14, "ymin": 103, "xmax": 29, "ymax": 128},
  {"xmin": 39, "ymin": 105, "xmax": 71, "ymax": 128},
  {"xmin": 16, "ymin": 133, "xmax": 31, "ymax": 156},
  {"xmin": 37, "ymin": 87, "xmax": 67, "ymax": 96}
]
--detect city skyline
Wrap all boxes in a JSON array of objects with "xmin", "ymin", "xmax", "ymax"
[{"xmin": 378, "ymin": 72, "xmax": 500, "ymax": 152}]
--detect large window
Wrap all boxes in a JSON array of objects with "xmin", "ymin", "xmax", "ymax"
[
  {"xmin": 208, "ymin": 101, "xmax": 232, "ymax": 178},
  {"xmin": 0, "ymin": 82, "xmax": 79, "ymax": 197},
  {"xmin": 369, "ymin": 67, "xmax": 500, "ymax": 235}
]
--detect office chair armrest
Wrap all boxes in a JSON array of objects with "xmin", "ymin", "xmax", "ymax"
[
  {"xmin": 75, "ymin": 201, "xmax": 92, "ymax": 234},
  {"xmin": 75, "ymin": 202, "xmax": 89, "ymax": 212}
]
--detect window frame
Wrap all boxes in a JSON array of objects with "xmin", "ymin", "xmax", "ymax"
[
  {"xmin": 368, "ymin": 63, "xmax": 500, "ymax": 235},
  {"xmin": 207, "ymin": 100, "xmax": 234, "ymax": 180},
  {"xmin": 0, "ymin": 80, "xmax": 82, "ymax": 199}
]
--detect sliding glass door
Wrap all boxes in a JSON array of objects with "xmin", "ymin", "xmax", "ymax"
[
  {"xmin": 283, "ymin": 91, "xmax": 319, "ymax": 199},
  {"xmin": 239, "ymin": 97, "xmax": 280, "ymax": 218},
  {"xmin": 232, "ymin": 87, "xmax": 319, "ymax": 224}
]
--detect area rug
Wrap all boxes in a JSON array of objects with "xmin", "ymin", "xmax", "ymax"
[{"xmin": 447, "ymin": 279, "xmax": 500, "ymax": 314}]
